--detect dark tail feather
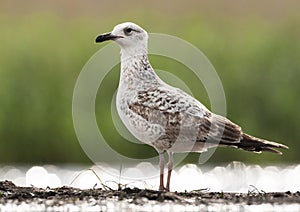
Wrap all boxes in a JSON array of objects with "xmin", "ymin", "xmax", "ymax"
[{"xmin": 236, "ymin": 133, "xmax": 289, "ymax": 155}]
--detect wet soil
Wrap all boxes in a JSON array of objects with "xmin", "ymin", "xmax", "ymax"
[{"xmin": 0, "ymin": 181, "xmax": 300, "ymax": 207}]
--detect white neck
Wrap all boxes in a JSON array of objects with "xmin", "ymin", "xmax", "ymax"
[{"xmin": 120, "ymin": 44, "xmax": 148, "ymax": 62}]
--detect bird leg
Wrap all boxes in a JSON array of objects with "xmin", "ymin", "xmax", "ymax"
[
  {"xmin": 159, "ymin": 152, "xmax": 165, "ymax": 191},
  {"xmin": 166, "ymin": 151, "xmax": 173, "ymax": 191}
]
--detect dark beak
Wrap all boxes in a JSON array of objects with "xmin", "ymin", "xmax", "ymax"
[{"xmin": 95, "ymin": 32, "xmax": 122, "ymax": 43}]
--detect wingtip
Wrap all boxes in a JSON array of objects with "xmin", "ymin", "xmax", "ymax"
[
  {"xmin": 264, "ymin": 140, "xmax": 289, "ymax": 150},
  {"xmin": 258, "ymin": 146, "xmax": 284, "ymax": 155},
  {"xmin": 241, "ymin": 133, "xmax": 289, "ymax": 154},
  {"xmin": 276, "ymin": 143, "xmax": 289, "ymax": 150},
  {"xmin": 282, "ymin": 144, "xmax": 289, "ymax": 150}
]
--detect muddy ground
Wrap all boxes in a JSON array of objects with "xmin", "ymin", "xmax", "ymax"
[{"xmin": 0, "ymin": 180, "xmax": 299, "ymax": 207}]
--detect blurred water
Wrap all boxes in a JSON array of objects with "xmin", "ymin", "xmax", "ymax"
[
  {"xmin": 0, "ymin": 162, "xmax": 299, "ymax": 192},
  {"xmin": 1, "ymin": 162, "xmax": 300, "ymax": 211},
  {"xmin": 1, "ymin": 200, "xmax": 300, "ymax": 212}
]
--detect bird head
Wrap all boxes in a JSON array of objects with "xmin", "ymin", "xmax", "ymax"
[{"xmin": 95, "ymin": 22, "xmax": 148, "ymax": 60}]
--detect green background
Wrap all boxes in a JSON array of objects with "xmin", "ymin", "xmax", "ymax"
[{"xmin": 0, "ymin": 0, "xmax": 299, "ymax": 165}]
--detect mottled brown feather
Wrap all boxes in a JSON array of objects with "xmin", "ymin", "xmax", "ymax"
[
  {"xmin": 197, "ymin": 113, "xmax": 242, "ymax": 143},
  {"xmin": 128, "ymin": 88, "xmax": 288, "ymax": 154}
]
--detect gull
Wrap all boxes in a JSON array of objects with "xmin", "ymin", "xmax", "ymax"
[{"xmin": 95, "ymin": 22, "xmax": 288, "ymax": 191}]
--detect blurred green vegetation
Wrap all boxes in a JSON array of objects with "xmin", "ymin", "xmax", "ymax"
[{"xmin": 0, "ymin": 1, "xmax": 299, "ymax": 164}]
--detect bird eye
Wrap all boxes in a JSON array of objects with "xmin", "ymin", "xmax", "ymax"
[{"xmin": 124, "ymin": 27, "xmax": 133, "ymax": 35}]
